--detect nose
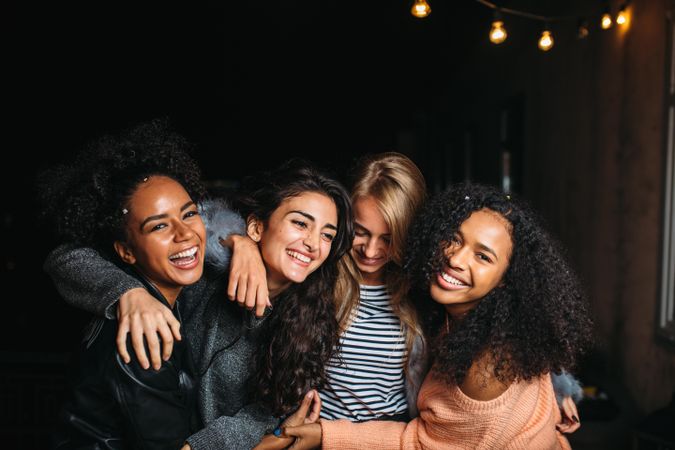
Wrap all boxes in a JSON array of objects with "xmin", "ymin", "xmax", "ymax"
[
  {"xmin": 303, "ymin": 229, "xmax": 319, "ymax": 252},
  {"xmin": 362, "ymin": 238, "xmax": 379, "ymax": 258},
  {"xmin": 447, "ymin": 245, "xmax": 469, "ymax": 271},
  {"xmin": 174, "ymin": 220, "xmax": 195, "ymax": 242}
]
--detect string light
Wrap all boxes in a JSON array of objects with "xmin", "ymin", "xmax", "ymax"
[
  {"xmin": 411, "ymin": 0, "xmax": 431, "ymax": 18},
  {"xmin": 538, "ymin": 29, "xmax": 554, "ymax": 51},
  {"xmin": 489, "ymin": 11, "xmax": 507, "ymax": 44},
  {"xmin": 577, "ymin": 18, "xmax": 589, "ymax": 39},
  {"xmin": 601, "ymin": 6, "xmax": 613, "ymax": 29},
  {"xmin": 467, "ymin": 1, "xmax": 633, "ymax": 51},
  {"xmin": 616, "ymin": 3, "xmax": 629, "ymax": 26}
]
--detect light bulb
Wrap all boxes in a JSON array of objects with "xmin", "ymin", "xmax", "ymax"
[
  {"xmin": 577, "ymin": 19, "xmax": 589, "ymax": 39},
  {"xmin": 538, "ymin": 30, "xmax": 554, "ymax": 51},
  {"xmin": 411, "ymin": 0, "xmax": 431, "ymax": 18},
  {"xmin": 601, "ymin": 12, "xmax": 613, "ymax": 29},
  {"xmin": 490, "ymin": 20, "xmax": 507, "ymax": 44},
  {"xmin": 617, "ymin": 5, "xmax": 628, "ymax": 25}
]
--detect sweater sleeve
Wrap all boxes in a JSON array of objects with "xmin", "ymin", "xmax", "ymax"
[
  {"xmin": 43, "ymin": 244, "xmax": 143, "ymax": 319},
  {"xmin": 200, "ymin": 198, "xmax": 246, "ymax": 273},
  {"xmin": 321, "ymin": 419, "xmax": 412, "ymax": 450},
  {"xmin": 322, "ymin": 374, "xmax": 569, "ymax": 450},
  {"xmin": 185, "ymin": 403, "xmax": 278, "ymax": 450}
]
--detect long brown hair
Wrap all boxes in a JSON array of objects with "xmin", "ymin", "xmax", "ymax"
[{"xmin": 334, "ymin": 152, "xmax": 427, "ymax": 366}]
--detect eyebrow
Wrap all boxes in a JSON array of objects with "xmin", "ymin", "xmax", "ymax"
[
  {"xmin": 354, "ymin": 221, "xmax": 390, "ymax": 236},
  {"xmin": 455, "ymin": 230, "xmax": 499, "ymax": 261},
  {"xmin": 289, "ymin": 210, "xmax": 338, "ymax": 231},
  {"xmin": 139, "ymin": 201, "xmax": 196, "ymax": 230},
  {"xmin": 477, "ymin": 243, "xmax": 499, "ymax": 261}
]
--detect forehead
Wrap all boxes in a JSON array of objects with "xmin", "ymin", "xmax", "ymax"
[
  {"xmin": 353, "ymin": 196, "xmax": 388, "ymax": 232},
  {"xmin": 273, "ymin": 191, "xmax": 337, "ymax": 220},
  {"xmin": 129, "ymin": 176, "xmax": 191, "ymax": 213},
  {"xmin": 460, "ymin": 209, "xmax": 513, "ymax": 250}
]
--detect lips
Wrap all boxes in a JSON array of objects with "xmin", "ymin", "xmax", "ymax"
[
  {"xmin": 168, "ymin": 245, "xmax": 200, "ymax": 269},
  {"xmin": 437, "ymin": 268, "xmax": 470, "ymax": 290},
  {"xmin": 353, "ymin": 250, "xmax": 385, "ymax": 266},
  {"xmin": 286, "ymin": 249, "xmax": 313, "ymax": 265}
]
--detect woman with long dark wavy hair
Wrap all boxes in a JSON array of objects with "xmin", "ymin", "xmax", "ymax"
[{"xmin": 43, "ymin": 121, "xmax": 353, "ymax": 450}]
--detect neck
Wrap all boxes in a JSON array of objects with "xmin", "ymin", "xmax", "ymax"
[
  {"xmin": 444, "ymin": 301, "xmax": 479, "ymax": 321},
  {"xmin": 133, "ymin": 267, "xmax": 180, "ymax": 309},
  {"xmin": 360, "ymin": 267, "xmax": 386, "ymax": 286},
  {"xmin": 156, "ymin": 286, "xmax": 181, "ymax": 308},
  {"xmin": 267, "ymin": 278, "xmax": 292, "ymax": 303}
]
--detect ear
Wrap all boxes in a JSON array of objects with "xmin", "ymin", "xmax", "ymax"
[
  {"xmin": 113, "ymin": 241, "xmax": 137, "ymax": 265},
  {"xmin": 246, "ymin": 215, "xmax": 263, "ymax": 243}
]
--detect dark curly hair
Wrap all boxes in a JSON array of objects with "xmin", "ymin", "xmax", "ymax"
[
  {"xmin": 233, "ymin": 159, "xmax": 354, "ymax": 416},
  {"xmin": 405, "ymin": 182, "xmax": 594, "ymax": 386},
  {"xmin": 38, "ymin": 119, "xmax": 207, "ymax": 254}
]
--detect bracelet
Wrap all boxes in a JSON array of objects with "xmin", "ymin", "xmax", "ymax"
[{"xmin": 273, "ymin": 427, "xmax": 283, "ymax": 437}]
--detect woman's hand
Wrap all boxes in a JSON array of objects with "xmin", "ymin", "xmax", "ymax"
[
  {"xmin": 117, "ymin": 288, "xmax": 180, "ymax": 370},
  {"xmin": 252, "ymin": 390, "xmax": 321, "ymax": 450},
  {"xmin": 283, "ymin": 423, "xmax": 322, "ymax": 450},
  {"xmin": 222, "ymin": 234, "xmax": 271, "ymax": 317},
  {"xmin": 556, "ymin": 395, "xmax": 581, "ymax": 434}
]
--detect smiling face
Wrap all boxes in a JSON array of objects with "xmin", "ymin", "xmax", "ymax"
[
  {"xmin": 430, "ymin": 208, "xmax": 513, "ymax": 317},
  {"xmin": 350, "ymin": 196, "xmax": 391, "ymax": 285},
  {"xmin": 114, "ymin": 175, "xmax": 206, "ymax": 305},
  {"xmin": 248, "ymin": 191, "xmax": 338, "ymax": 296}
]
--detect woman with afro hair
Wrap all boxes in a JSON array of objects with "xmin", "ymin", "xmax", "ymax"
[
  {"xmin": 41, "ymin": 120, "xmax": 209, "ymax": 448},
  {"xmin": 281, "ymin": 182, "xmax": 594, "ymax": 449}
]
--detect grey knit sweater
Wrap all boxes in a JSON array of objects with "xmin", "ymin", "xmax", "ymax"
[{"xmin": 44, "ymin": 199, "xmax": 278, "ymax": 450}]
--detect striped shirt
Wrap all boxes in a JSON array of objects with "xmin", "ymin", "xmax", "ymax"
[{"xmin": 320, "ymin": 285, "xmax": 408, "ymax": 421}]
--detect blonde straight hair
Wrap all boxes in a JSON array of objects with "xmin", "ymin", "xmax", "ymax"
[{"xmin": 334, "ymin": 152, "xmax": 427, "ymax": 362}]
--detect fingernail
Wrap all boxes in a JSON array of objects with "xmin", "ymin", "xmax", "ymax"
[
  {"xmin": 572, "ymin": 415, "xmax": 579, "ymax": 423},
  {"xmin": 306, "ymin": 391, "xmax": 314, "ymax": 399}
]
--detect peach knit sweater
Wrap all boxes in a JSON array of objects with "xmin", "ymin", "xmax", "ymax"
[{"xmin": 321, "ymin": 371, "xmax": 571, "ymax": 450}]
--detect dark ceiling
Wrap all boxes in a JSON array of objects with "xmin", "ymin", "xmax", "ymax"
[{"xmin": 7, "ymin": 1, "xmax": 496, "ymax": 180}]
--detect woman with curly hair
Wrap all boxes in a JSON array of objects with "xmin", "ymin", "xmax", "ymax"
[
  {"xmin": 40, "ymin": 121, "xmax": 209, "ymax": 448},
  {"xmin": 282, "ymin": 182, "xmax": 594, "ymax": 449},
  {"xmin": 43, "ymin": 121, "xmax": 354, "ymax": 449}
]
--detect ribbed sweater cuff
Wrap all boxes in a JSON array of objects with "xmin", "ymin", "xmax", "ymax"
[
  {"xmin": 185, "ymin": 430, "xmax": 212, "ymax": 450},
  {"xmin": 321, "ymin": 419, "xmax": 405, "ymax": 450}
]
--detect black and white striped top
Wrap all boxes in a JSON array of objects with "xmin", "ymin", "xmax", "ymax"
[{"xmin": 319, "ymin": 285, "xmax": 408, "ymax": 421}]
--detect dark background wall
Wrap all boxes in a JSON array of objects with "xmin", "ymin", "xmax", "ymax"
[{"xmin": 4, "ymin": 0, "xmax": 675, "ymax": 448}]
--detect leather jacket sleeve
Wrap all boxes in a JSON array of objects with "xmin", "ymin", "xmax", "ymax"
[{"xmin": 54, "ymin": 316, "xmax": 198, "ymax": 450}]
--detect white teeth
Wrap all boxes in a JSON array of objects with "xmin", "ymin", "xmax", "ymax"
[
  {"xmin": 169, "ymin": 246, "xmax": 198, "ymax": 260},
  {"xmin": 287, "ymin": 250, "xmax": 311, "ymax": 263},
  {"xmin": 441, "ymin": 272, "xmax": 468, "ymax": 286}
]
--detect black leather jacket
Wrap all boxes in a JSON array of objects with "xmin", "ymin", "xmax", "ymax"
[{"xmin": 52, "ymin": 273, "xmax": 199, "ymax": 450}]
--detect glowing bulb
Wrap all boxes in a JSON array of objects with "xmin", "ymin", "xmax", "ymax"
[
  {"xmin": 538, "ymin": 30, "xmax": 554, "ymax": 51},
  {"xmin": 577, "ymin": 20, "xmax": 589, "ymax": 39},
  {"xmin": 617, "ymin": 6, "xmax": 628, "ymax": 25},
  {"xmin": 411, "ymin": 0, "xmax": 431, "ymax": 18},
  {"xmin": 601, "ymin": 13, "xmax": 613, "ymax": 29},
  {"xmin": 490, "ymin": 20, "xmax": 507, "ymax": 44}
]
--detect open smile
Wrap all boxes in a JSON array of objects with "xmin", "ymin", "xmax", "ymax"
[
  {"xmin": 437, "ymin": 269, "xmax": 470, "ymax": 290},
  {"xmin": 286, "ymin": 249, "xmax": 313, "ymax": 266},
  {"xmin": 168, "ymin": 245, "xmax": 200, "ymax": 269}
]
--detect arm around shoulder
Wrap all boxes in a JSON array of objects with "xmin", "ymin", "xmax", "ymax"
[{"xmin": 44, "ymin": 243, "xmax": 144, "ymax": 319}]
